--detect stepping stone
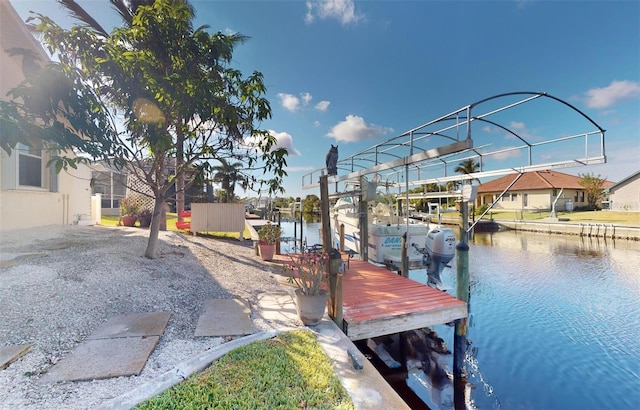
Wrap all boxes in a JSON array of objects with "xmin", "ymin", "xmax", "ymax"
[
  {"xmin": 40, "ymin": 336, "xmax": 160, "ymax": 382},
  {"xmin": 87, "ymin": 312, "xmax": 172, "ymax": 340},
  {"xmin": 194, "ymin": 299, "xmax": 253, "ymax": 337},
  {"xmin": 40, "ymin": 312, "xmax": 171, "ymax": 383},
  {"xmin": 0, "ymin": 344, "xmax": 31, "ymax": 370},
  {"xmin": 256, "ymin": 292, "xmax": 298, "ymax": 323}
]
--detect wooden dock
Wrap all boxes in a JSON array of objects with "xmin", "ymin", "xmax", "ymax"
[
  {"xmin": 339, "ymin": 259, "xmax": 467, "ymax": 340},
  {"xmin": 272, "ymin": 254, "xmax": 467, "ymax": 341}
]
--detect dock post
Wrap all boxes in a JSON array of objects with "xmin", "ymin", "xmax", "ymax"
[
  {"xmin": 453, "ymin": 197, "xmax": 471, "ymax": 410},
  {"xmin": 401, "ymin": 232, "xmax": 409, "ymax": 278},
  {"xmin": 300, "ymin": 199, "xmax": 304, "ymax": 249},
  {"xmin": 339, "ymin": 223, "xmax": 345, "ymax": 252},
  {"xmin": 358, "ymin": 176, "xmax": 369, "ymax": 262},
  {"xmin": 320, "ymin": 174, "xmax": 341, "ymax": 325}
]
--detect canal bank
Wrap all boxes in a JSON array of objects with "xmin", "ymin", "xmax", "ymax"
[{"xmin": 435, "ymin": 215, "xmax": 640, "ymax": 240}]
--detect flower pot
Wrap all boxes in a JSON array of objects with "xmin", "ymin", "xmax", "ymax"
[
  {"xmin": 121, "ymin": 215, "xmax": 137, "ymax": 227},
  {"xmin": 259, "ymin": 243, "xmax": 276, "ymax": 261},
  {"xmin": 294, "ymin": 288, "xmax": 329, "ymax": 326}
]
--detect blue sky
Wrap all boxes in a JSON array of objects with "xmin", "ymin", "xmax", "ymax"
[{"xmin": 10, "ymin": 0, "xmax": 640, "ymax": 199}]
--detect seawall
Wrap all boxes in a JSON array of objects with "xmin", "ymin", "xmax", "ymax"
[{"xmin": 437, "ymin": 216, "xmax": 640, "ymax": 241}]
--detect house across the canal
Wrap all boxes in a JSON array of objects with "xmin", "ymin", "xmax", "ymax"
[
  {"xmin": 605, "ymin": 170, "xmax": 640, "ymax": 212},
  {"xmin": 475, "ymin": 170, "xmax": 614, "ymax": 212}
]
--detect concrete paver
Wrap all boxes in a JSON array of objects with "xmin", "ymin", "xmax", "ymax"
[
  {"xmin": 41, "ymin": 312, "xmax": 171, "ymax": 383},
  {"xmin": 194, "ymin": 299, "xmax": 252, "ymax": 337},
  {"xmin": 255, "ymin": 292, "xmax": 298, "ymax": 323},
  {"xmin": 40, "ymin": 336, "xmax": 160, "ymax": 382},
  {"xmin": 0, "ymin": 344, "xmax": 31, "ymax": 370},
  {"xmin": 88, "ymin": 312, "xmax": 172, "ymax": 340}
]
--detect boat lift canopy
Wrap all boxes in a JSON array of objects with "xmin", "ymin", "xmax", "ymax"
[{"xmin": 302, "ymin": 91, "xmax": 606, "ymax": 191}]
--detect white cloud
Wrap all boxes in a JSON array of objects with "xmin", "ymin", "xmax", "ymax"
[
  {"xmin": 326, "ymin": 115, "xmax": 392, "ymax": 142},
  {"xmin": 305, "ymin": 0, "xmax": 364, "ymax": 25},
  {"xmin": 315, "ymin": 100, "xmax": 330, "ymax": 111},
  {"xmin": 301, "ymin": 92, "xmax": 312, "ymax": 105},
  {"xmin": 314, "ymin": 120, "xmax": 321, "ymax": 127},
  {"xmin": 278, "ymin": 93, "xmax": 300, "ymax": 111},
  {"xmin": 269, "ymin": 130, "xmax": 301, "ymax": 155},
  {"xmin": 278, "ymin": 92, "xmax": 317, "ymax": 111},
  {"xmin": 486, "ymin": 147, "xmax": 523, "ymax": 161},
  {"xmin": 510, "ymin": 121, "xmax": 526, "ymax": 131},
  {"xmin": 584, "ymin": 80, "xmax": 640, "ymax": 109}
]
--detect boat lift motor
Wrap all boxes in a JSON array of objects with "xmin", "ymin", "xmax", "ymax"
[{"xmin": 412, "ymin": 227, "xmax": 456, "ymax": 288}]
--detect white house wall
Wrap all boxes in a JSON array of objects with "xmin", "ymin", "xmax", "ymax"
[
  {"xmin": 0, "ymin": 0, "xmax": 93, "ymax": 230},
  {"xmin": 57, "ymin": 164, "xmax": 93, "ymax": 223},
  {"xmin": 609, "ymin": 176, "xmax": 640, "ymax": 211}
]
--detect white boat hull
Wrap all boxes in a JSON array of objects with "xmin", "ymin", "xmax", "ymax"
[{"xmin": 332, "ymin": 211, "xmax": 431, "ymax": 269}]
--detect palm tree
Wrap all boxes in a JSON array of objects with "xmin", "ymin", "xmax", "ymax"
[
  {"xmin": 212, "ymin": 158, "xmax": 247, "ymax": 203},
  {"xmin": 454, "ymin": 158, "xmax": 480, "ymax": 184}
]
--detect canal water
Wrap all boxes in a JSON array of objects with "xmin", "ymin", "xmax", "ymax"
[{"xmin": 278, "ymin": 220, "xmax": 640, "ymax": 409}]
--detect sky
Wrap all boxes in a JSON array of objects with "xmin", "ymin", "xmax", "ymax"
[{"xmin": 9, "ymin": 0, "xmax": 640, "ymax": 199}]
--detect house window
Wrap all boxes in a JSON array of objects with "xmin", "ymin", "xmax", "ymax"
[
  {"xmin": 553, "ymin": 189, "xmax": 558, "ymax": 196},
  {"xmin": 511, "ymin": 193, "xmax": 517, "ymax": 201},
  {"xmin": 523, "ymin": 193, "xmax": 528, "ymax": 207},
  {"xmin": 17, "ymin": 143, "xmax": 43, "ymax": 188},
  {"xmin": 579, "ymin": 191, "xmax": 585, "ymax": 202}
]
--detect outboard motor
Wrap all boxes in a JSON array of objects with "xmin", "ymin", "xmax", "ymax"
[{"xmin": 413, "ymin": 227, "xmax": 456, "ymax": 288}]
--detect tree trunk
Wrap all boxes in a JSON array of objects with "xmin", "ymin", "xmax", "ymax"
[
  {"xmin": 144, "ymin": 196, "xmax": 165, "ymax": 259},
  {"xmin": 176, "ymin": 126, "xmax": 185, "ymax": 222}
]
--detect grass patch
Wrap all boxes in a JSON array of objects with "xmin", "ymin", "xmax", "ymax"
[
  {"xmin": 100, "ymin": 214, "xmax": 252, "ymax": 238},
  {"xmin": 136, "ymin": 330, "xmax": 355, "ymax": 410}
]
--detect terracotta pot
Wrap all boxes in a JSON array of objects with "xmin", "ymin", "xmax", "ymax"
[
  {"xmin": 259, "ymin": 243, "xmax": 276, "ymax": 261},
  {"xmin": 294, "ymin": 288, "xmax": 329, "ymax": 326},
  {"xmin": 121, "ymin": 215, "xmax": 137, "ymax": 227}
]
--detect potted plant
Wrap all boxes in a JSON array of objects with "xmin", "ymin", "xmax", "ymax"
[
  {"xmin": 257, "ymin": 222, "xmax": 281, "ymax": 261},
  {"xmin": 138, "ymin": 209, "xmax": 152, "ymax": 228},
  {"xmin": 285, "ymin": 251, "xmax": 330, "ymax": 325},
  {"xmin": 119, "ymin": 198, "xmax": 140, "ymax": 227}
]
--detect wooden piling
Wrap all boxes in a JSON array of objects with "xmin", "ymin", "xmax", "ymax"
[{"xmin": 453, "ymin": 198, "xmax": 470, "ymax": 410}]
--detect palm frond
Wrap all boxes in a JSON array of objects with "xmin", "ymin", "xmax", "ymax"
[
  {"xmin": 57, "ymin": 0, "xmax": 108, "ymax": 36},
  {"xmin": 109, "ymin": 0, "xmax": 134, "ymax": 27}
]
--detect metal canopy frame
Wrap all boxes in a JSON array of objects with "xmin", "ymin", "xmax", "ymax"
[{"xmin": 302, "ymin": 91, "xmax": 606, "ymax": 191}]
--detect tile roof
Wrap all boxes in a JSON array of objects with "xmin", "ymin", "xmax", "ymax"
[{"xmin": 477, "ymin": 170, "xmax": 614, "ymax": 192}]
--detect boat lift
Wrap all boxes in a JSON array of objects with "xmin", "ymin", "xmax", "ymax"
[{"xmin": 304, "ymin": 91, "xmax": 606, "ymax": 409}]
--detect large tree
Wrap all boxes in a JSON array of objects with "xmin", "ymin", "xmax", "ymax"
[
  {"xmin": 0, "ymin": 0, "xmax": 287, "ymax": 258},
  {"xmin": 578, "ymin": 173, "xmax": 607, "ymax": 209},
  {"xmin": 56, "ymin": 0, "xmax": 192, "ymax": 222}
]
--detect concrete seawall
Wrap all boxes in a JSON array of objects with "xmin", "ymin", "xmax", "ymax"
[
  {"xmin": 437, "ymin": 216, "xmax": 640, "ymax": 241},
  {"xmin": 495, "ymin": 220, "xmax": 640, "ymax": 240}
]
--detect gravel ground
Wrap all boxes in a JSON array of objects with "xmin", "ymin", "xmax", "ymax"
[{"xmin": 0, "ymin": 225, "xmax": 298, "ymax": 409}]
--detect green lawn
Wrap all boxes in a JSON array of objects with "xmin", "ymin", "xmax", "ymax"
[
  {"xmin": 100, "ymin": 213, "xmax": 252, "ymax": 238},
  {"xmin": 136, "ymin": 330, "xmax": 355, "ymax": 410}
]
